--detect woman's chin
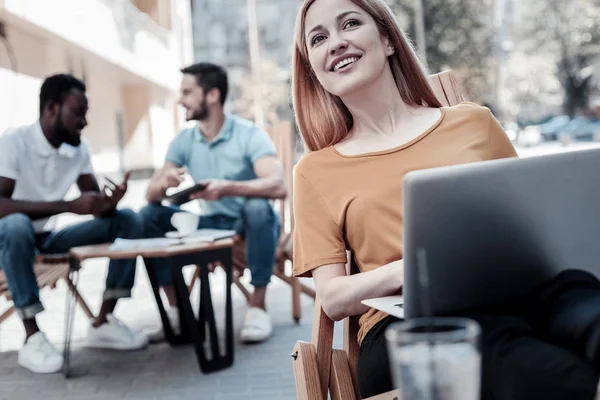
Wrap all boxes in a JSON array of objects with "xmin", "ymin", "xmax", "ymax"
[{"xmin": 327, "ymin": 80, "xmax": 372, "ymax": 99}]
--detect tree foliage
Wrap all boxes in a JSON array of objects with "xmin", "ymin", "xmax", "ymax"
[
  {"xmin": 386, "ymin": 0, "xmax": 496, "ymax": 103},
  {"xmin": 229, "ymin": 56, "xmax": 291, "ymax": 126},
  {"xmin": 517, "ymin": 0, "xmax": 600, "ymax": 117}
]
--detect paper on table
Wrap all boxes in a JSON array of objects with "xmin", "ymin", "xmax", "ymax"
[
  {"xmin": 109, "ymin": 238, "xmax": 179, "ymax": 251},
  {"xmin": 172, "ymin": 229, "xmax": 237, "ymax": 241},
  {"xmin": 108, "ymin": 229, "xmax": 237, "ymax": 251}
]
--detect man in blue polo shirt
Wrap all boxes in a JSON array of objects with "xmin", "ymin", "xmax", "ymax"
[{"xmin": 140, "ymin": 62, "xmax": 286, "ymax": 343}]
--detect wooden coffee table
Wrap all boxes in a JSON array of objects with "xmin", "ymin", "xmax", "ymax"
[{"xmin": 65, "ymin": 237, "xmax": 237, "ymax": 378}]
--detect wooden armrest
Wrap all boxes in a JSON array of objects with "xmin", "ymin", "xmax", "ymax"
[
  {"xmin": 1, "ymin": 261, "xmax": 70, "ymax": 301},
  {"xmin": 35, "ymin": 253, "xmax": 70, "ymax": 264},
  {"xmin": 293, "ymin": 341, "xmax": 323, "ymax": 400},
  {"xmin": 311, "ymin": 298, "xmax": 334, "ymax": 398}
]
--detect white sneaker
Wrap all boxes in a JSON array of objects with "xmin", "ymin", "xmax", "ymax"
[
  {"xmin": 146, "ymin": 307, "xmax": 181, "ymax": 343},
  {"xmin": 84, "ymin": 314, "xmax": 148, "ymax": 350},
  {"xmin": 18, "ymin": 332, "xmax": 63, "ymax": 374},
  {"xmin": 240, "ymin": 307, "xmax": 272, "ymax": 344}
]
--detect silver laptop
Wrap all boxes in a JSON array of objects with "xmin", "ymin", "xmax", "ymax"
[{"xmin": 363, "ymin": 148, "xmax": 600, "ymax": 319}]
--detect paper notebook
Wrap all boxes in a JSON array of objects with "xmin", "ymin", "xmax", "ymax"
[{"xmin": 109, "ymin": 229, "xmax": 237, "ymax": 251}]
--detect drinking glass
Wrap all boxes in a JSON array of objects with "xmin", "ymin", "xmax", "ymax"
[{"xmin": 385, "ymin": 317, "xmax": 481, "ymax": 400}]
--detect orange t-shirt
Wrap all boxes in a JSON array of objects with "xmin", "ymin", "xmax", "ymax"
[{"xmin": 292, "ymin": 102, "xmax": 519, "ymax": 344}]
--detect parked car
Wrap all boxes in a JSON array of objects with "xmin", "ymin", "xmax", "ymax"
[
  {"xmin": 557, "ymin": 118, "xmax": 600, "ymax": 144},
  {"xmin": 536, "ymin": 115, "xmax": 571, "ymax": 141},
  {"xmin": 518, "ymin": 115, "xmax": 571, "ymax": 144}
]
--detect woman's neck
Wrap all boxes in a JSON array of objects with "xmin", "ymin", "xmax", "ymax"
[{"xmin": 341, "ymin": 67, "xmax": 423, "ymax": 141}]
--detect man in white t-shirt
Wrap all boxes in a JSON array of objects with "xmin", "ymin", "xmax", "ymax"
[{"xmin": 0, "ymin": 74, "xmax": 148, "ymax": 374}]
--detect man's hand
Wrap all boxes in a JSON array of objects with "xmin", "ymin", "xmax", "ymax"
[
  {"xmin": 68, "ymin": 192, "xmax": 109, "ymax": 216},
  {"xmin": 103, "ymin": 172, "xmax": 131, "ymax": 211},
  {"xmin": 160, "ymin": 167, "xmax": 187, "ymax": 191},
  {"xmin": 146, "ymin": 164, "xmax": 188, "ymax": 203},
  {"xmin": 190, "ymin": 179, "xmax": 231, "ymax": 201}
]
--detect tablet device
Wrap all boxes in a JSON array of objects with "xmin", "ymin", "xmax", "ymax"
[{"xmin": 163, "ymin": 182, "xmax": 208, "ymax": 205}]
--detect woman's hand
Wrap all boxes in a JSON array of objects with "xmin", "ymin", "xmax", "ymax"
[{"xmin": 388, "ymin": 259, "xmax": 405, "ymax": 293}]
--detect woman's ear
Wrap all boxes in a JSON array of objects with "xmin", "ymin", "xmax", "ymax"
[{"xmin": 384, "ymin": 37, "xmax": 395, "ymax": 56}]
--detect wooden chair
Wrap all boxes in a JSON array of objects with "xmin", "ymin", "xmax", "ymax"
[
  {"xmin": 292, "ymin": 70, "xmax": 465, "ymax": 400},
  {"xmin": 0, "ymin": 254, "xmax": 95, "ymax": 326},
  {"xmin": 187, "ymin": 120, "xmax": 316, "ymax": 322}
]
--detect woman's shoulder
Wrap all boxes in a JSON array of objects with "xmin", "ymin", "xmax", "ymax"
[
  {"xmin": 294, "ymin": 146, "xmax": 339, "ymax": 180},
  {"xmin": 444, "ymin": 101, "xmax": 494, "ymax": 123},
  {"xmin": 436, "ymin": 101, "xmax": 495, "ymax": 135}
]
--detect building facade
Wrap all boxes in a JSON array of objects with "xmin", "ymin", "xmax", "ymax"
[{"xmin": 0, "ymin": 0, "xmax": 194, "ymax": 174}]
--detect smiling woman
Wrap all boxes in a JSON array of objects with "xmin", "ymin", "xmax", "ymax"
[
  {"xmin": 291, "ymin": 1, "xmax": 600, "ymax": 400},
  {"xmin": 292, "ymin": 0, "xmax": 442, "ymax": 152},
  {"xmin": 288, "ymin": 1, "xmax": 600, "ymax": 400}
]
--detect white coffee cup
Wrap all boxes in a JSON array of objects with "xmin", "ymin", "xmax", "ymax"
[{"xmin": 171, "ymin": 212, "xmax": 200, "ymax": 236}]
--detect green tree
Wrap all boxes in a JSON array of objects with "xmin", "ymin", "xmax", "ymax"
[
  {"xmin": 386, "ymin": 0, "xmax": 496, "ymax": 103},
  {"xmin": 230, "ymin": 56, "xmax": 291, "ymax": 126},
  {"xmin": 518, "ymin": 0, "xmax": 600, "ymax": 117}
]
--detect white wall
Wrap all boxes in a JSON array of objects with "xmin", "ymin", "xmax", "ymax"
[
  {"xmin": 149, "ymin": 88, "xmax": 179, "ymax": 168},
  {"xmin": 0, "ymin": 24, "xmax": 45, "ymax": 133},
  {"xmin": 0, "ymin": 1, "xmax": 190, "ymax": 173},
  {"xmin": 3, "ymin": 0, "xmax": 181, "ymax": 90}
]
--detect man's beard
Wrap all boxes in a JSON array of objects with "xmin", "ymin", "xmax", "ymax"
[
  {"xmin": 54, "ymin": 115, "xmax": 81, "ymax": 147},
  {"xmin": 189, "ymin": 99, "xmax": 209, "ymax": 121}
]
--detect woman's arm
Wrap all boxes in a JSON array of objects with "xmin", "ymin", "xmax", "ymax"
[{"xmin": 312, "ymin": 260, "xmax": 404, "ymax": 321}]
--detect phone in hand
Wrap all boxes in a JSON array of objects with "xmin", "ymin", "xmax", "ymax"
[{"xmin": 162, "ymin": 182, "xmax": 208, "ymax": 205}]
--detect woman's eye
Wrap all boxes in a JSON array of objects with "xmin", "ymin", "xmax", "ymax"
[
  {"xmin": 344, "ymin": 19, "xmax": 360, "ymax": 29},
  {"xmin": 311, "ymin": 35, "xmax": 326, "ymax": 45}
]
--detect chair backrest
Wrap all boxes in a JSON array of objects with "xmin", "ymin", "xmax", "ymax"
[
  {"xmin": 265, "ymin": 121, "xmax": 295, "ymax": 235},
  {"xmin": 307, "ymin": 70, "xmax": 466, "ymax": 400},
  {"xmin": 427, "ymin": 71, "xmax": 465, "ymax": 106}
]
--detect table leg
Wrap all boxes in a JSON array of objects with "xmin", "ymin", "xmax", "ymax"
[
  {"xmin": 172, "ymin": 264, "xmax": 204, "ymax": 354},
  {"xmin": 198, "ymin": 263, "xmax": 220, "ymax": 359},
  {"xmin": 199, "ymin": 252, "xmax": 234, "ymax": 369},
  {"xmin": 143, "ymin": 258, "xmax": 187, "ymax": 345},
  {"xmin": 171, "ymin": 248, "xmax": 234, "ymax": 373},
  {"xmin": 171, "ymin": 259, "xmax": 193, "ymax": 344},
  {"xmin": 63, "ymin": 258, "xmax": 80, "ymax": 378}
]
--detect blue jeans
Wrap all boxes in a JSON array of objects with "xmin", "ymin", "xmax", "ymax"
[
  {"xmin": 0, "ymin": 210, "xmax": 143, "ymax": 319},
  {"xmin": 139, "ymin": 198, "xmax": 280, "ymax": 288}
]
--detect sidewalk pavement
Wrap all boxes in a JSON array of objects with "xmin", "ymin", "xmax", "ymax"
[
  {"xmin": 0, "ymin": 179, "xmax": 344, "ymax": 400},
  {"xmin": 0, "ymin": 264, "xmax": 332, "ymax": 400}
]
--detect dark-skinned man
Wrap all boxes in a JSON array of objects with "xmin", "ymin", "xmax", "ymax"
[{"xmin": 0, "ymin": 74, "xmax": 148, "ymax": 374}]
